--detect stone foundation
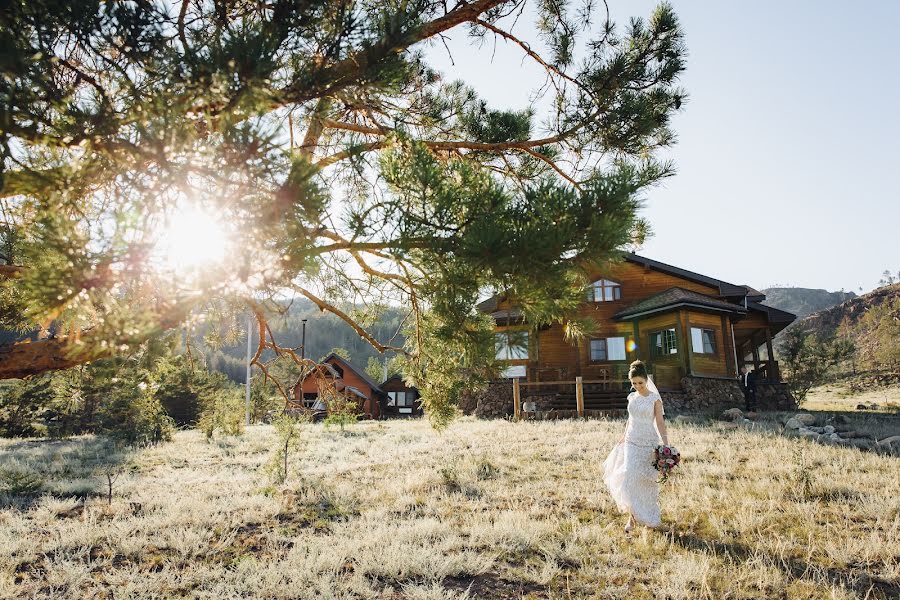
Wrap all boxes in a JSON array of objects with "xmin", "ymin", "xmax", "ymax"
[
  {"xmin": 467, "ymin": 376, "xmax": 797, "ymax": 418},
  {"xmin": 679, "ymin": 377, "xmax": 745, "ymax": 411},
  {"xmin": 755, "ymin": 382, "xmax": 797, "ymax": 411},
  {"xmin": 471, "ymin": 382, "xmax": 514, "ymax": 419}
]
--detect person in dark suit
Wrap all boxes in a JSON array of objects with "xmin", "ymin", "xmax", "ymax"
[{"xmin": 739, "ymin": 366, "xmax": 757, "ymax": 412}]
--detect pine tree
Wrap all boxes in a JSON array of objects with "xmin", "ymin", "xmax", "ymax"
[{"xmin": 1, "ymin": 1, "xmax": 687, "ymax": 425}]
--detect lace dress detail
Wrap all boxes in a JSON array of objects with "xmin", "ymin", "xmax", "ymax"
[{"xmin": 602, "ymin": 391, "xmax": 664, "ymax": 527}]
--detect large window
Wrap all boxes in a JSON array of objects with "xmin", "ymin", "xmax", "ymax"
[
  {"xmin": 691, "ymin": 327, "xmax": 717, "ymax": 354},
  {"xmin": 388, "ymin": 391, "xmax": 412, "ymax": 407},
  {"xmin": 586, "ymin": 279, "xmax": 622, "ymax": 302},
  {"xmin": 495, "ymin": 331, "xmax": 529, "ymax": 360},
  {"xmin": 590, "ymin": 337, "xmax": 627, "ymax": 361},
  {"xmin": 651, "ymin": 328, "xmax": 678, "ymax": 356}
]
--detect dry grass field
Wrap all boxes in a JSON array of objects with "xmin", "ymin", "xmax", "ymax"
[
  {"xmin": 803, "ymin": 383, "xmax": 900, "ymax": 414},
  {"xmin": 1, "ymin": 414, "xmax": 898, "ymax": 599}
]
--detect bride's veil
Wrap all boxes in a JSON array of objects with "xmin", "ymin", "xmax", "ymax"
[{"xmin": 646, "ymin": 373, "xmax": 660, "ymax": 396}]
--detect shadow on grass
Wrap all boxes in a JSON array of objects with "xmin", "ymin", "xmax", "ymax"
[{"xmin": 671, "ymin": 530, "xmax": 900, "ymax": 599}]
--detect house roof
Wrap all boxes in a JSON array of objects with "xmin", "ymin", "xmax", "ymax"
[
  {"xmin": 343, "ymin": 385, "xmax": 368, "ymax": 399},
  {"xmin": 294, "ymin": 353, "xmax": 384, "ymax": 395},
  {"xmin": 381, "ymin": 373, "xmax": 420, "ymax": 391},
  {"xmin": 613, "ymin": 287, "xmax": 748, "ymax": 320},
  {"xmin": 320, "ymin": 352, "xmax": 385, "ymax": 394},
  {"xmin": 476, "ymin": 253, "xmax": 757, "ymax": 317},
  {"xmin": 622, "ymin": 254, "xmax": 749, "ymax": 297},
  {"xmin": 747, "ymin": 301, "xmax": 796, "ymax": 324}
]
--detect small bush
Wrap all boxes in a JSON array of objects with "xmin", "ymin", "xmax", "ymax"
[
  {"xmin": 98, "ymin": 386, "xmax": 175, "ymax": 447},
  {"xmin": 0, "ymin": 468, "xmax": 44, "ymax": 496},
  {"xmin": 267, "ymin": 412, "xmax": 309, "ymax": 485},
  {"xmin": 198, "ymin": 391, "xmax": 246, "ymax": 441}
]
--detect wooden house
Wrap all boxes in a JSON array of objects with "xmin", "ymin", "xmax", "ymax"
[
  {"xmin": 379, "ymin": 374, "xmax": 422, "ymax": 418},
  {"xmin": 292, "ymin": 353, "xmax": 385, "ymax": 419},
  {"xmin": 478, "ymin": 254, "xmax": 796, "ymax": 394}
]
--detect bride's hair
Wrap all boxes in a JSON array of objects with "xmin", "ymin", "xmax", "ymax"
[{"xmin": 628, "ymin": 360, "xmax": 648, "ymax": 380}]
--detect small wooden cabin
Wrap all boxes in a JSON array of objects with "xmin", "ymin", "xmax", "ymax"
[
  {"xmin": 292, "ymin": 353, "xmax": 385, "ymax": 419},
  {"xmin": 379, "ymin": 374, "xmax": 422, "ymax": 417},
  {"xmin": 479, "ymin": 253, "xmax": 796, "ymax": 391}
]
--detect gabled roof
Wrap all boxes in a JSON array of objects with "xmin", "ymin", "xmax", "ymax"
[
  {"xmin": 622, "ymin": 254, "xmax": 749, "ymax": 298},
  {"xmin": 381, "ymin": 373, "xmax": 420, "ymax": 391},
  {"xmin": 476, "ymin": 253, "xmax": 756, "ymax": 316},
  {"xmin": 320, "ymin": 352, "xmax": 384, "ymax": 394},
  {"xmin": 295, "ymin": 353, "xmax": 384, "ymax": 395},
  {"xmin": 613, "ymin": 287, "xmax": 748, "ymax": 321},
  {"xmin": 747, "ymin": 301, "xmax": 796, "ymax": 324}
]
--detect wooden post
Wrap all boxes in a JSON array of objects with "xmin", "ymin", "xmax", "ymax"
[
  {"xmin": 512, "ymin": 378, "xmax": 521, "ymax": 421},
  {"xmin": 575, "ymin": 376, "xmax": 585, "ymax": 418},
  {"xmin": 765, "ymin": 327, "xmax": 777, "ymax": 382},
  {"xmin": 751, "ymin": 332, "xmax": 761, "ymax": 378}
]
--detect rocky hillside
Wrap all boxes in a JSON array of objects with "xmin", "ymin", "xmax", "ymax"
[
  {"xmin": 792, "ymin": 283, "xmax": 900, "ymax": 340},
  {"xmin": 762, "ymin": 287, "xmax": 857, "ymax": 320}
]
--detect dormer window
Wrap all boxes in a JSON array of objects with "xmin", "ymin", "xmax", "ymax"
[{"xmin": 586, "ymin": 279, "xmax": 622, "ymax": 302}]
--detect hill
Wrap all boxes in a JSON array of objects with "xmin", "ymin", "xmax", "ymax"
[
  {"xmin": 762, "ymin": 287, "xmax": 857, "ymax": 320},
  {"xmin": 791, "ymin": 283, "xmax": 900, "ymax": 341}
]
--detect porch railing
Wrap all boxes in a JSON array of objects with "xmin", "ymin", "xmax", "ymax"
[{"xmin": 512, "ymin": 376, "xmax": 630, "ymax": 419}]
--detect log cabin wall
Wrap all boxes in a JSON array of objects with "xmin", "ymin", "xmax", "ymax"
[
  {"xmin": 380, "ymin": 376, "xmax": 422, "ymax": 417},
  {"xmin": 497, "ymin": 261, "xmax": 723, "ymax": 381},
  {"xmin": 684, "ymin": 311, "xmax": 730, "ymax": 377}
]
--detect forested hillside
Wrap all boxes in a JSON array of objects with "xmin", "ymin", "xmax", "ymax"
[{"xmin": 204, "ymin": 300, "xmax": 408, "ymax": 384}]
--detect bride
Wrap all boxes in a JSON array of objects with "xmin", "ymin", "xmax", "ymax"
[{"xmin": 602, "ymin": 359, "xmax": 669, "ymax": 532}]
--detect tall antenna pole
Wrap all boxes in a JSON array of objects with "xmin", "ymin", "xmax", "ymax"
[{"xmin": 245, "ymin": 314, "xmax": 253, "ymax": 425}]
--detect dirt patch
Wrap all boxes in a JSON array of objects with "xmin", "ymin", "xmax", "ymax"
[{"xmin": 443, "ymin": 572, "xmax": 548, "ymax": 599}]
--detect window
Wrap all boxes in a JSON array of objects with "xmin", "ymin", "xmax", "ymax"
[
  {"xmin": 589, "ymin": 337, "xmax": 627, "ymax": 361},
  {"xmin": 651, "ymin": 328, "xmax": 678, "ymax": 356},
  {"xmin": 691, "ymin": 327, "xmax": 717, "ymax": 354},
  {"xmin": 586, "ymin": 279, "xmax": 622, "ymax": 302},
  {"xmin": 388, "ymin": 391, "xmax": 412, "ymax": 407},
  {"xmin": 500, "ymin": 364, "xmax": 526, "ymax": 378},
  {"xmin": 495, "ymin": 331, "xmax": 529, "ymax": 360}
]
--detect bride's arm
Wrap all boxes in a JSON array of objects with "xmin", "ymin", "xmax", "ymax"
[{"xmin": 653, "ymin": 399, "xmax": 669, "ymax": 446}]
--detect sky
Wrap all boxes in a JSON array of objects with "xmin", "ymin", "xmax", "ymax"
[{"xmin": 422, "ymin": 1, "xmax": 900, "ymax": 294}]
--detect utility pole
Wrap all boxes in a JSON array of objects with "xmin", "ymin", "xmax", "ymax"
[
  {"xmin": 245, "ymin": 315, "xmax": 252, "ymax": 426},
  {"xmin": 301, "ymin": 319, "xmax": 307, "ymax": 360}
]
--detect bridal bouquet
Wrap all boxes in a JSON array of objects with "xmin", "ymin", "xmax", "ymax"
[{"xmin": 653, "ymin": 445, "xmax": 680, "ymax": 483}]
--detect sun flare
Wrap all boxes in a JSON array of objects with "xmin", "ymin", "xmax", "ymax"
[{"xmin": 153, "ymin": 202, "xmax": 230, "ymax": 273}]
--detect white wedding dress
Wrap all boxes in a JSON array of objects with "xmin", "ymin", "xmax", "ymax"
[{"xmin": 602, "ymin": 390, "xmax": 664, "ymax": 527}]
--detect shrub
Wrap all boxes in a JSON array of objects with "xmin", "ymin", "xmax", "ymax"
[
  {"xmin": 267, "ymin": 412, "xmax": 309, "ymax": 484},
  {"xmin": 198, "ymin": 390, "xmax": 246, "ymax": 440},
  {"xmin": 0, "ymin": 468, "xmax": 44, "ymax": 496},
  {"xmin": 97, "ymin": 383, "xmax": 175, "ymax": 447}
]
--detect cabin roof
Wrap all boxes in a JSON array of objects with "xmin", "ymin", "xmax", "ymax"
[
  {"xmin": 622, "ymin": 254, "xmax": 749, "ymax": 297},
  {"xmin": 322, "ymin": 353, "xmax": 385, "ymax": 394},
  {"xmin": 476, "ymin": 253, "xmax": 758, "ymax": 314},
  {"xmin": 381, "ymin": 373, "xmax": 420, "ymax": 391},
  {"xmin": 613, "ymin": 287, "xmax": 748, "ymax": 320},
  {"xmin": 747, "ymin": 301, "xmax": 796, "ymax": 324},
  {"xmin": 295, "ymin": 353, "xmax": 384, "ymax": 395},
  {"xmin": 343, "ymin": 385, "xmax": 368, "ymax": 399}
]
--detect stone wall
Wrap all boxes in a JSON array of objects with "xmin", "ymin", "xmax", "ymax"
[
  {"xmin": 755, "ymin": 382, "xmax": 798, "ymax": 411},
  {"xmin": 679, "ymin": 377, "xmax": 745, "ymax": 411},
  {"xmin": 472, "ymin": 382, "xmax": 514, "ymax": 419},
  {"xmin": 676, "ymin": 377, "xmax": 796, "ymax": 412},
  {"xmin": 465, "ymin": 376, "xmax": 797, "ymax": 418}
]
